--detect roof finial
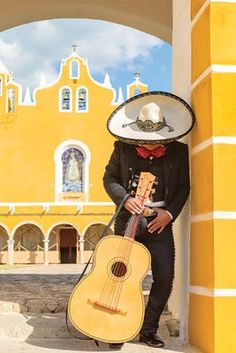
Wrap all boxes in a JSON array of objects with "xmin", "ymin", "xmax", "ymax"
[
  {"xmin": 133, "ymin": 71, "xmax": 140, "ymax": 80},
  {"xmin": 72, "ymin": 43, "xmax": 78, "ymax": 52}
]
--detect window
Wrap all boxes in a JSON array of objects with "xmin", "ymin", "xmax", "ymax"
[
  {"xmin": 70, "ymin": 61, "xmax": 80, "ymax": 79},
  {"xmin": 60, "ymin": 87, "xmax": 72, "ymax": 112},
  {"xmin": 62, "ymin": 148, "xmax": 84, "ymax": 192},
  {"xmin": 134, "ymin": 88, "xmax": 141, "ymax": 96},
  {"xmin": 7, "ymin": 88, "xmax": 15, "ymax": 112},
  {"xmin": 77, "ymin": 87, "xmax": 88, "ymax": 112}
]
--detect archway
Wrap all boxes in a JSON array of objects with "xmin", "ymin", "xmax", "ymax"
[
  {"xmin": 13, "ymin": 223, "xmax": 44, "ymax": 264},
  {"xmin": 48, "ymin": 223, "xmax": 79, "ymax": 264},
  {"xmin": 0, "ymin": 225, "xmax": 9, "ymax": 264}
]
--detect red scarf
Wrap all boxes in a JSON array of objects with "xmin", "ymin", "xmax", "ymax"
[{"xmin": 136, "ymin": 145, "xmax": 167, "ymax": 159}]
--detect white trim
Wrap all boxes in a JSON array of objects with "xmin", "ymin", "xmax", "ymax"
[
  {"xmin": 191, "ymin": 138, "xmax": 212, "ymax": 155},
  {"xmin": 192, "ymin": 64, "xmax": 236, "ymax": 90},
  {"xmin": 191, "ymin": 212, "xmax": 213, "ymax": 222},
  {"xmin": 69, "ymin": 60, "xmax": 80, "ymax": 80},
  {"xmin": 11, "ymin": 221, "xmax": 45, "ymax": 239},
  {"xmin": 190, "ymin": 286, "xmax": 236, "ymax": 297},
  {"xmin": 76, "ymin": 86, "xmax": 88, "ymax": 113},
  {"xmin": 191, "ymin": 0, "xmax": 236, "ymax": 28},
  {"xmin": 191, "ymin": 211, "xmax": 236, "ymax": 222},
  {"xmin": 0, "ymin": 201, "xmax": 113, "ymax": 206},
  {"xmin": 0, "ymin": 222, "xmax": 10, "ymax": 236},
  {"xmin": 191, "ymin": 66, "xmax": 211, "ymax": 90},
  {"xmin": 58, "ymin": 86, "xmax": 72, "ymax": 113},
  {"xmin": 191, "ymin": 0, "xmax": 210, "ymax": 28},
  {"xmin": 191, "ymin": 136, "xmax": 236, "ymax": 155},
  {"xmin": 46, "ymin": 221, "xmax": 81, "ymax": 239}
]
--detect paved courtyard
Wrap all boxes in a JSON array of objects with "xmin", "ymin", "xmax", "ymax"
[{"xmin": 0, "ymin": 264, "xmax": 202, "ymax": 353}]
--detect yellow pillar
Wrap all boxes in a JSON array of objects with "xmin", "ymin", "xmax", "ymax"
[{"xmin": 190, "ymin": 1, "xmax": 236, "ymax": 353}]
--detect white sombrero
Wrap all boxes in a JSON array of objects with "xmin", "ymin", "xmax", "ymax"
[{"xmin": 107, "ymin": 91, "xmax": 195, "ymax": 144}]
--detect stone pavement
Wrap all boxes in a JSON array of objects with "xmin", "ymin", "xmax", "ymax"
[{"xmin": 0, "ymin": 264, "xmax": 203, "ymax": 353}]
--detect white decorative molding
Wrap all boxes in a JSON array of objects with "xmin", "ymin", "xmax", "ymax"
[
  {"xmin": 76, "ymin": 86, "xmax": 88, "ymax": 113},
  {"xmin": 190, "ymin": 286, "xmax": 236, "ymax": 297},
  {"xmin": 192, "ymin": 0, "xmax": 236, "ymax": 28},
  {"xmin": 191, "ymin": 136, "xmax": 236, "ymax": 155},
  {"xmin": 192, "ymin": 64, "xmax": 236, "ymax": 90},
  {"xmin": 0, "ymin": 201, "xmax": 114, "ymax": 207},
  {"xmin": 58, "ymin": 86, "xmax": 72, "ymax": 113},
  {"xmin": 191, "ymin": 211, "xmax": 236, "ymax": 222}
]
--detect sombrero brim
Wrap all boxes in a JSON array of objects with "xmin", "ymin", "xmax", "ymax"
[{"xmin": 107, "ymin": 91, "xmax": 195, "ymax": 144}]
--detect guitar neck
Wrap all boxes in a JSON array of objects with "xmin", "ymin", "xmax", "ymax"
[{"xmin": 124, "ymin": 214, "xmax": 142, "ymax": 240}]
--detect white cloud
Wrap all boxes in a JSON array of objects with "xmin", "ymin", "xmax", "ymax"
[{"xmin": 0, "ymin": 19, "xmax": 164, "ymax": 92}]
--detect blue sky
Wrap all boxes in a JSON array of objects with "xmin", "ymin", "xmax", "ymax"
[{"xmin": 0, "ymin": 19, "xmax": 172, "ymax": 101}]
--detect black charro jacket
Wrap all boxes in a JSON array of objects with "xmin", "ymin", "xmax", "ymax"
[{"xmin": 103, "ymin": 140, "xmax": 190, "ymax": 222}]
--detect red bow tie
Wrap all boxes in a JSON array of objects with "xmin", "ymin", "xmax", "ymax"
[{"xmin": 136, "ymin": 145, "xmax": 167, "ymax": 159}]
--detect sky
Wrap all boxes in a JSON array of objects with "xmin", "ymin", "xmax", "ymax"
[{"xmin": 0, "ymin": 19, "xmax": 172, "ymax": 101}]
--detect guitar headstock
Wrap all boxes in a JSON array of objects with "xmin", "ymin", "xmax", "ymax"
[{"xmin": 135, "ymin": 172, "xmax": 157, "ymax": 206}]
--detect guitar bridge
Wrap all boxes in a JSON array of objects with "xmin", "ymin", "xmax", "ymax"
[{"xmin": 88, "ymin": 298, "xmax": 127, "ymax": 315}]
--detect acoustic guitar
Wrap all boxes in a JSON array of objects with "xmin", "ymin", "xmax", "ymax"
[{"xmin": 68, "ymin": 172, "xmax": 155, "ymax": 343}]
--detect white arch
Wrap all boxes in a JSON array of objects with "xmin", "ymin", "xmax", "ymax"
[
  {"xmin": 46, "ymin": 221, "xmax": 81, "ymax": 239},
  {"xmin": 54, "ymin": 139, "xmax": 91, "ymax": 202},
  {"xmin": 82, "ymin": 221, "xmax": 113, "ymax": 238},
  {"xmin": 58, "ymin": 86, "xmax": 72, "ymax": 112},
  {"xmin": 11, "ymin": 221, "xmax": 45, "ymax": 240},
  {"xmin": 0, "ymin": 223, "xmax": 10, "ymax": 237},
  {"xmin": 76, "ymin": 86, "xmax": 89, "ymax": 113}
]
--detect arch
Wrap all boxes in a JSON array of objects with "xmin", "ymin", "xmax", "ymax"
[
  {"xmin": 54, "ymin": 139, "xmax": 91, "ymax": 201},
  {"xmin": 0, "ymin": 225, "xmax": 9, "ymax": 264},
  {"xmin": 12, "ymin": 223, "xmax": 45, "ymax": 264},
  {"xmin": 70, "ymin": 60, "xmax": 80, "ymax": 79},
  {"xmin": 59, "ymin": 86, "xmax": 72, "ymax": 112},
  {"xmin": 76, "ymin": 86, "xmax": 88, "ymax": 112},
  {"xmin": 83, "ymin": 222, "xmax": 113, "ymax": 251},
  {"xmin": 0, "ymin": 223, "xmax": 10, "ymax": 237},
  {"xmin": 12, "ymin": 221, "xmax": 45, "ymax": 238},
  {"xmin": 47, "ymin": 222, "xmax": 80, "ymax": 264},
  {"xmin": 0, "ymin": 1, "xmax": 172, "ymax": 43}
]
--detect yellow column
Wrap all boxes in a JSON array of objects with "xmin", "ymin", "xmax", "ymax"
[{"xmin": 190, "ymin": 1, "xmax": 236, "ymax": 353}]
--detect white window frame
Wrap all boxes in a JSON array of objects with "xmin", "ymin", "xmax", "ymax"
[
  {"xmin": 76, "ymin": 86, "xmax": 88, "ymax": 113},
  {"xmin": 54, "ymin": 140, "xmax": 91, "ymax": 202},
  {"xmin": 70, "ymin": 60, "xmax": 80, "ymax": 79},
  {"xmin": 59, "ymin": 86, "xmax": 72, "ymax": 113}
]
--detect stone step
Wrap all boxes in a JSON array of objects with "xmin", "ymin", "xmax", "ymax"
[{"xmin": 0, "ymin": 272, "xmax": 152, "ymax": 313}]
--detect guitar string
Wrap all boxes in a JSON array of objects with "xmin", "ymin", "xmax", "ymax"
[
  {"xmin": 98, "ymin": 181, "xmax": 152, "ymax": 311},
  {"xmin": 98, "ymin": 216, "xmax": 137, "ymax": 309}
]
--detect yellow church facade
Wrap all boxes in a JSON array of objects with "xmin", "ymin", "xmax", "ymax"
[{"xmin": 0, "ymin": 51, "xmax": 148, "ymax": 265}]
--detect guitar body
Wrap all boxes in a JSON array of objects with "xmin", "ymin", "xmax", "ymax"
[{"xmin": 68, "ymin": 235, "xmax": 150, "ymax": 343}]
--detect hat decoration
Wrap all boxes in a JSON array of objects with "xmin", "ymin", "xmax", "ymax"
[{"xmin": 107, "ymin": 91, "xmax": 195, "ymax": 144}]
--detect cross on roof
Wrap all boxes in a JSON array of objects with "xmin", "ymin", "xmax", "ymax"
[
  {"xmin": 72, "ymin": 43, "xmax": 78, "ymax": 52},
  {"xmin": 133, "ymin": 71, "xmax": 141, "ymax": 80}
]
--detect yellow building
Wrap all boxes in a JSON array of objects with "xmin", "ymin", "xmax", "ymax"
[{"xmin": 0, "ymin": 50, "xmax": 148, "ymax": 265}]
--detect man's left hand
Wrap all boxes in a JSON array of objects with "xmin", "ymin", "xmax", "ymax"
[{"xmin": 147, "ymin": 207, "xmax": 172, "ymax": 234}]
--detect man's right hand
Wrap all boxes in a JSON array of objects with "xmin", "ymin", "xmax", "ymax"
[{"xmin": 124, "ymin": 197, "xmax": 143, "ymax": 215}]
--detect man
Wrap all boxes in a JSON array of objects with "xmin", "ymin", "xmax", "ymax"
[{"xmin": 103, "ymin": 92, "xmax": 195, "ymax": 349}]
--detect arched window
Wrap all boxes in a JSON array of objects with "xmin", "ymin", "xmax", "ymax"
[
  {"xmin": 60, "ymin": 87, "xmax": 72, "ymax": 112},
  {"xmin": 62, "ymin": 148, "xmax": 84, "ymax": 192},
  {"xmin": 7, "ymin": 88, "xmax": 15, "ymax": 112},
  {"xmin": 134, "ymin": 88, "xmax": 141, "ymax": 96},
  {"xmin": 54, "ymin": 140, "xmax": 91, "ymax": 202},
  {"xmin": 70, "ymin": 60, "xmax": 80, "ymax": 79},
  {"xmin": 77, "ymin": 87, "xmax": 88, "ymax": 112}
]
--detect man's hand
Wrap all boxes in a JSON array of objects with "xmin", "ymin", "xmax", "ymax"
[
  {"xmin": 147, "ymin": 207, "xmax": 172, "ymax": 234},
  {"xmin": 124, "ymin": 197, "xmax": 143, "ymax": 215}
]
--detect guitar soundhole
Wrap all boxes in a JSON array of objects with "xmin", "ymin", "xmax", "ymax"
[{"xmin": 111, "ymin": 261, "xmax": 127, "ymax": 278}]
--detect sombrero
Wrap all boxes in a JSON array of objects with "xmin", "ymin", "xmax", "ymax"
[{"xmin": 107, "ymin": 91, "xmax": 195, "ymax": 144}]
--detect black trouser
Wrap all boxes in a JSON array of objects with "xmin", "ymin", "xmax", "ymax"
[{"xmin": 115, "ymin": 213, "xmax": 175, "ymax": 335}]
